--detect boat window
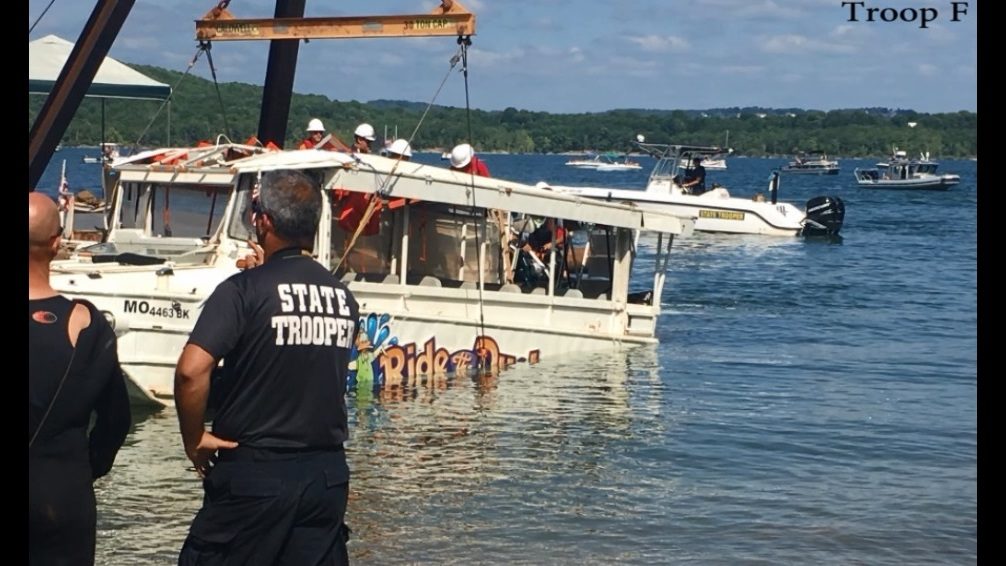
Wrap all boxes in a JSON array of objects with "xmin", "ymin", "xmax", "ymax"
[
  {"xmin": 117, "ymin": 182, "xmax": 226, "ymax": 239},
  {"xmin": 227, "ymin": 176, "xmax": 258, "ymax": 243},
  {"xmin": 103, "ymin": 181, "xmax": 226, "ymax": 260},
  {"xmin": 330, "ymin": 199, "xmax": 504, "ymax": 285}
]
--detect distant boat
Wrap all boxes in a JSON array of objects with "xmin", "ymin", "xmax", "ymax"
[
  {"xmin": 702, "ymin": 158, "xmax": 727, "ymax": 170},
  {"xmin": 706, "ymin": 131, "xmax": 731, "ymax": 170},
  {"xmin": 554, "ymin": 141, "xmax": 846, "ymax": 238},
  {"xmin": 82, "ymin": 142, "xmax": 120, "ymax": 164},
  {"xmin": 565, "ymin": 153, "xmax": 642, "ymax": 171},
  {"xmin": 780, "ymin": 151, "xmax": 840, "ymax": 175},
  {"xmin": 853, "ymin": 149, "xmax": 960, "ymax": 190}
]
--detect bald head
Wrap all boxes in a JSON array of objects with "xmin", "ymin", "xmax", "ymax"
[{"xmin": 29, "ymin": 192, "xmax": 60, "ymax": 248}]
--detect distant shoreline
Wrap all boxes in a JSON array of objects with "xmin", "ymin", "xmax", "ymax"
[{"xmin": 51, "ymin": 145, "xmax": 978, "ymax": 161}]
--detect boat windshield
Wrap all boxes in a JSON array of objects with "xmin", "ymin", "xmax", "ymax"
[{"xmin": 100, "ymin": 181, "xmax": 227, "ymax": 261}]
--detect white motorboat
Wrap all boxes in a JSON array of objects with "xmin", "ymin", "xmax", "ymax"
[
  {"xmin": 565, "ymin": 153, "xmax": 643, "ymax": 171},
  {"xmin": 50, "ymin": 142, "xmax": 694, "ymax": 406},
  {"xmin": 700, "ymin": 157, "xmax": 726, "ymax": 170},
  {"xmin": 552, "ymin": 142, "xmax": 845, "ymax": 238},
  {"xmin": 853, "ymin": 149, "xmax": 960, "ymax": 190},
  {"xmin": 780, "ymin": 151, "xmax": 840, "ymax": 175}
]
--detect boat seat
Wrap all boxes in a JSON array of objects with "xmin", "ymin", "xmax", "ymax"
[
  {"xmin": 341, "ymin": 271, "xmax": 358, "ymax": 283},
  {"xmin": 530, "ymin": 287, "xmax": 548, "ymax": 295},
  {"xmin": 382, "ymin": 274, "xmax": 400, "ymax": 284},
  {"xmin": 460, "ymin": 281, "xmax": 478, "ymax": 289},
  {"xmin": 418, "ymin": 276, "xmax": 442, "ymax": 287},
  {"xmin": 499, "ymin": 284, "xmax": 522, "ymax": 293},
  {"xmin": 563, "ymin": 288, "xmax": 584, "ymax": 299}
]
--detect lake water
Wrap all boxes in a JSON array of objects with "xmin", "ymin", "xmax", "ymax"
[{"xmin": 38, "ymin": 149, "xmax": 977, "ymax": 564}]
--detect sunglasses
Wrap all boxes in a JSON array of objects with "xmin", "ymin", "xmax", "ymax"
[{"xmin": 53, "ymin": 225, "xmax": 64, "ymax": 239}]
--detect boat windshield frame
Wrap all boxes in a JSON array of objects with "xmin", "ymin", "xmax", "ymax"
[{"xmin": 635, "ymin": 142, "xmax": 723, "ymax": 182}]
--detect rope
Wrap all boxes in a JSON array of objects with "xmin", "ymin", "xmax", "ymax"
[
  {"xmin": 332, "ymin": 42, "xmax": 469, "ymax": 275},
  {"xmin": 132, "ymin": 43, "xmax": 208, "ymax": 149},
  {"xmin": 201, "ymin": 41, "xmax": 232, "ymax": 141},
  {"xmin": 28, "ymin": 0, "xmax": 57, "ymax": 35}
]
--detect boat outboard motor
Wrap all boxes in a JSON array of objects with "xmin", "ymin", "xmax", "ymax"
[
  {"xmin": 802, "ymin": 196, "xmax": 845, "ymax": 237},
  {"xmin": 768, "ymin": 171, "xmax": 780, "ymax": 204}
]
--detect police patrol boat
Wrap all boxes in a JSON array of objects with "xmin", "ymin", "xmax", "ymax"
[
  {"xmin": 49, "ymin": 142, "xmax": 694, "ymax": 406},
  {"xmin": 552, "ymin": 140, "xmax": 845, "ymax": 238},
  {"xmin": 853, "ymin": 149, "xmax": 961, "ymax": 190}
]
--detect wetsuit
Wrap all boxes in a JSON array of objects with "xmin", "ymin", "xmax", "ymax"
[
  {"xmin": 179, "ymin": 247, "xmax": 360, "ymax": 566},
  {"xmin": 29, "ymin": 296, "xmax": 131, "ymax": 566}
]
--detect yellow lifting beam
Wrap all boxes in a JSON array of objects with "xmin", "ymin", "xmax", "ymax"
[{"xmin": 195, "ymin": 0, "xmax": 476, "ymax": 42}]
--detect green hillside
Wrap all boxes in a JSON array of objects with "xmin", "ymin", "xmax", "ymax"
[{"xmin": 28, "ymin": 63, "xmax": 977, "ymax": 157}]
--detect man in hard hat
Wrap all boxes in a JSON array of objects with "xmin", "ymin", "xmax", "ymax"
[
  {"xmin": 385, "ymin": 139, "xmax": 412, "ymax": 161},
  {"xmin": 298, "ymin": 118, "xmax": 344, "ymax": 151},
  {"xmin": 449, "ymin": 143, "xmax": 490, "ymax": 177},
  {"xmin": 352, "ymin": 123, "xmax": 376, "ymax": 154}
]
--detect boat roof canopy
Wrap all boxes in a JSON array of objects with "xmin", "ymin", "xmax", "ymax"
[
  {"xmin": 29, "ymin": 35, "xmax": 172, "ymax": 101},
  {"xmin": 112, "ymin": 143, "xmax": 272, "ymax": 186},
  {"xmin": 634, "ymin": 142, "xmax": 723, "ymax": 160},
  {"xmin": 231, "ymin": 149, "xmax": 693, "ymax": 235}
]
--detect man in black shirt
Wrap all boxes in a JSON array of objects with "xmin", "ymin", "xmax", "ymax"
[
  {"xmin": 681, "ymin": 156, "xmax": 707, "ymax": 194},
  {"xmin": 175, "ymin": 169, "xmax": 360, "ymax": 565}
]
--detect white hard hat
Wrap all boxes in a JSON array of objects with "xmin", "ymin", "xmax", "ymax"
[
  {"xmin": 354, "ymin": 123, "xmax": 376, "ymax": 141},
  {"xmin": 307, "ymin": 118, "xmax": 325, "ymax": 132},
  {"xmin": 387, "ymin": 138, "xmax": 413, "ymax": 158},
  {"xmin": 450, "ymin": 143, "xmax": 474, "ymax": 169}
]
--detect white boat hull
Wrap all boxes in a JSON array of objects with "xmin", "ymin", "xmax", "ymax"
[
  {"xmin": 779, "ymin": 167, "xmax": 840, "ymax": 175},
  {"xmin": 49, "ymin": 145, "xmax": 694, "ymax": 407},
  {"xmin": 52, "ymin": 267, "xmax": 658, "ymax": 406},
  {"xmin": 555, "ymin": 186, "xmax": 805, "ymax": 237},
  {"xmin": 595, "ymin": 164, "xmax": 643, "ymax": 172},
  {"xmin": 854, "ymin": 173, "xmax": 960, "ymax": 190}
]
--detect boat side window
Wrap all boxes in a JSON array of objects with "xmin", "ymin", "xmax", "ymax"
[
  {"xmin": 226, "ymin": 176, "xmax": 259, "ymax": 244},
  {"xmin": 328, "ymin": 199, "xmax": 505, "ymax": 286}
]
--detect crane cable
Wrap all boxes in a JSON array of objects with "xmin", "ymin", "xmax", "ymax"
[
  {"xmin": 332, "ymin": 40, "xmax": 468, "ymax": 274},
  {"xmin": 456, "ymin": 35, "xmax": 491, "ymax": 374},
  {"xmin": 29, "ymin": 0, "xmax": 57, "ymax": 35},
  {"xmin": 133, "ymin": 40, "xmax": 231, "ymax": 149}
]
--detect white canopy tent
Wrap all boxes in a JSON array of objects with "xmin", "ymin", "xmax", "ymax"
[
  {"xmin": 29, "ymin": 34, "xmax": 171, "ymax": 100},
  {"xmin": 29, "ymin": 34, "xmax": 173, "ymax": 150}
]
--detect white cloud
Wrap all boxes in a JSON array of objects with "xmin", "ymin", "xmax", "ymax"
[
  {"xmin": 695, "ymin": 0, "xmax": 796, "ymax": 19},
  {"xmin": 760, "ymin": 34, "xmax": 856, "ymax": 54},
  {"xmin": 118, "ymin": 36, "xmax": 162, "ymax": 51},
  {"xmin": 718, "ymin": 65, "xmax": 766, "ymax": 76},
  {"xmin": 628, "ymin": 35, "xmax": 690, "ymax": 53},
  {"xmin": 829, "ymin": 24, "xmax": 857, "ymax": 37}
]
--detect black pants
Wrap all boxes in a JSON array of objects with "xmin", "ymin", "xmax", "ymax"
[
  {"xmin": 29, "ymin": 457, "xmax": 96, "ymax": 566},
  {"xmin": 179, "ymin": 447, "xmax": 350, "ymax": 566}
]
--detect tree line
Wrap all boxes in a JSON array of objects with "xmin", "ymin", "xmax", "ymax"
[{"xmin": 28, "ymin": 63, "xmax": 977, "ymax": 158}]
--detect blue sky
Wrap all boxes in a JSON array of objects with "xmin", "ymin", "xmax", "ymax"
[{"xmin": 29, "ymin": 0, "xmax": 977, "ymax": 113}]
